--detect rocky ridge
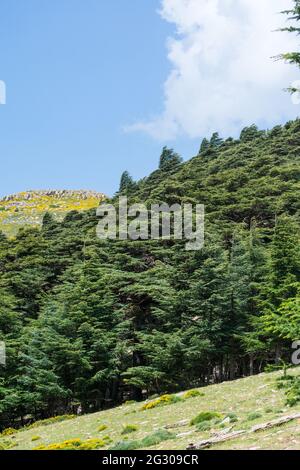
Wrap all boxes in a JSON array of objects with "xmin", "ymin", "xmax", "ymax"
[{"xmin": 1, "ymin": 189, "xmax": 105, "ymax": 202}]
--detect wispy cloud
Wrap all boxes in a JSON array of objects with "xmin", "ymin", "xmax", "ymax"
[{"xmin": 125, "ymin": 0, "xmax": 299, "ymax": 140}]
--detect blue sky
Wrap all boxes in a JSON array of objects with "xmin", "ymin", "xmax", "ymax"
[{"xmin": 0, "ymin": 0, "xmax": 299, "ymax": 198}]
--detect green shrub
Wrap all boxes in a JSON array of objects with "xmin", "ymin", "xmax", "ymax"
[
  {"xmin": 225, "ymin": 412, "xmax": 238, "ymax": 423},
  {"xmin": 142, "ymin": 430, "xmax": 175, "ymax": 447},
  {"xmin": 0, "ymin": 440, "xmax": 16, "ymax": 450},
  {"xmin": 286, "ymin": 388, "xmax": 300, "ymax": 407},
  {"xmin": 34, "ymin": 438, "xmax": 107, "ymax": 450},
  {"xmin": 121, "ymin": 424, "xmax": 138, "ymax": 435},
  {"xmin": 109, "ymin": 440, "xmax": 139, "ymax": 451},
  {"xmin": 183, "ymin": 389, "xmax": 204, "ymax": 400},
  {"xmin": 141, "ymin": 394, "xmax": 181, "ymax": 411},
  {"xmin": 264, "ymin": 364, "xmax": 285, "ymax": 373},
  {"xmin": 110, "ymin": 430, "xmax": 175, "ymax": 451},
  {"xmin": 190, "ymin": 411, "xmax": 222, "ymax": 426},
  {"xmin": 0, "ymin": 427, "xmax": 17, "ymax": 437},
  {"xmin": 246, "ymin": 412, "xmax": 262, "ymax": 421},
  {"xmin": 97, "ymin": 424, "xmax": 108, "ymax": 432},
  {"xmin": 31, "ymin": 436, "xmax": 41, "ymax": 442},
  {"xmin": 276, "ymin": 375, "xmax": 300, "ymax": 406},
  {"xmin": 265, "ymin": 407, "xmax": 274, "ymax": 414},
  {"xmin": 196, "ymin": 421, "xmax": 213, "ymax": 432},
  {"xmin": 276, "ymin": 375, "xmax": 295, "ymax": 389}
]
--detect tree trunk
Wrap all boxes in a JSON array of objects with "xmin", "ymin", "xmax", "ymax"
[{"xmin": 249, "ymin": 354, "xmax": 254, "ymax": 376}]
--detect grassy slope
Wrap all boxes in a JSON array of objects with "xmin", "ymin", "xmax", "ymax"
[
  {"xmin": 4, "ymin": 367, "xmax": 300, "ymax": 451},
  {"xmin": 0, "ymin": 190, "xmax": 105, "ymax": 236}
]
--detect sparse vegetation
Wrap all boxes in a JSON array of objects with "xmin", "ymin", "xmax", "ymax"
[
  {"xmin": 110, "ymin": 430, "xmax": 176, "ymax": 451},
  {"xmin": 121, "ymin": 424, "xmax": 138, "ymax": 435},
  {"xmin": 183, "ymin": 390, "xmax": 204, "ymax": 400},
  {"xmin": 0, "ymin": 428, "xmax": 17, "ymax": 437},
  {"xmin": 0, "ymin": 440, "xmax": 16, "ymax": 450},
  {"xmin": 97, "ymin": 424, "xmax": 108, "ymax": 432},
  {"xmin": 34, "ymin": 438, "xmax": 108, "ymax": 450},
  {"xmin": 277, "ymin": 375, "xmax": 300, "ymax": 407},
  {"xmin": 196, "ymin": 421, "xmax": 214, "ymax": 432},
  {"xmin": 246, "ymin": 412, "xmax": 263, "ymax": 421},
  {"xmin": 226, "ymin": 412, "xmax": 238, "ymax": 423},
  {"xmin": 190, "ymin": 411, "xmax": 222, "ymax": 426},
  {"xmin": 142, "ymin": 394, "xmax": 182, "ymax": 411}
]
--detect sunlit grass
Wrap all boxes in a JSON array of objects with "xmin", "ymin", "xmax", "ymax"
[{"xmin": 2, "ymin": 367, "xmax": 300, "ymax": 451}]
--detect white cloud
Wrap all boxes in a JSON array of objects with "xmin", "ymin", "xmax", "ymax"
[{"xmin": 126, "ymin": 0, "xmax": 300, "ymax": 140}]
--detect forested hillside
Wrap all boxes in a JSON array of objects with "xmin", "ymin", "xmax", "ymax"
[{"xmin": 0, "ymin": 120, "xmax": 299, "ymax": 430}]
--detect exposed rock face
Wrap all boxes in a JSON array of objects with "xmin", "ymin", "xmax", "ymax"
[{"xmin": 1, "ymin": 190, "xmax": 105, "ymax": 202}]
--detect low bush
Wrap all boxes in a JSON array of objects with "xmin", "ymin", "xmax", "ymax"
[
  {"xmin": 286, "ymin": 386, "xmax": 300, "ymax": 407},
  {"xmin": 0, "ymin": 428, "xmax": 17, "ymax": 437},
  {"xmin": 34, "ymin": 438, "xmax": 108, "ymax": 450},
  {"xmin": 121, "ymin": 424, "xmax": 138, "ymax": 435},
  {"xmin": 196, "ymin": 421, "xmax": 213, "ymax": 432},
  {"xmin": 190, "ymin": 411, "xmax": 222, "ymax": 426},
  {"xmin": 110, "ymin": 430, "xmax": 176, "ymax": 451},
  {"xmin": 183, "ymin": 389, "xmax": 204, "ymax": 400},
  {"xmin": 276, "ymin": 375, "xmax": 295, "ymax": 389},
  {"xmin": 97, "ymin": 424, "xmax": 108, "ymax": 432},
  {"xmin": 142, "ymin": 430, "xmax": 175, "ymax": 447},
  {"xmin": 141, "ymin": 394, "xmax": 181, "ymax": 411},
  {"xmin": 31, "ymin": 436, "xmax": 41, "ymax": 442},
  {"xmin": 225, "ymin": 412, "xmax": 238, "ymax": 423},
  {"xmin": 276, "ymin": 375, "xmax": 300, "ymax": 406},
  {"xmin": 265, "ymin": 407, "xmax": 274, "ymax": 414},
  {"xmin": 0, "ymin": 440, "xmax": 16, "ymax": 450},
  {"xmin": 246, "ymin": 412, "xmax": 262, "ymax": 421}
]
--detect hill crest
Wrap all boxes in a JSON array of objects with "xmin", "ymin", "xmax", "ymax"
[{"xmin": 0, "ymin": 189, "xmax": 106, "ymax": 236}]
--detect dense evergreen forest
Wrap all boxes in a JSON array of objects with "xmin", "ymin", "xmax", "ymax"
[{"xmin": 0, "ymin": 120, "xmax": 299, "ymax": 429}]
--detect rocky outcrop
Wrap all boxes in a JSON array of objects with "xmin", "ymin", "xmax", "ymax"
[{"xmin": 1, "ymin": 190, "xmax": 105, "ymax": 202}]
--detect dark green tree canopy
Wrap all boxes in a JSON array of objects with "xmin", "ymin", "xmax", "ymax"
[
  {"xmin": 159, "ymin": 146, "xmax": 182, "ymax": 171},
  {"xmin": 199, "ymin": 138, "xmax": 210, "ymax": 154},
  {"xmin": 119, "ymin": 171, "xmax": 135, "ymax": 193},
  {"xmin": 240, "ymin": 125, "xmax": 265, "ymax": 142},
  {"xmin": 210, "ymin": 132, "xmax": 223, "ymax": 148}
]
